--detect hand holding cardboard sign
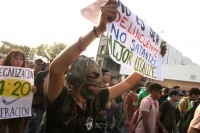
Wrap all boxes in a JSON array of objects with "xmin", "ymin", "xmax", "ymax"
[
  {"xmin": 96, "ymin": 0, "xmax": 118, "ymax": 36},
  {"xmin": 160, "ymin": 42, "xmax": 167, "ymax": 57},
  {"xmin": 31, "ymin": 85, "xmax": 37, "ymax": 94}
]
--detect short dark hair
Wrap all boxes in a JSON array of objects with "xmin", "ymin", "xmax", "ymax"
[
  {"xmin": 149, "ymin": 83, "xmax": 163, "ymax": 92},
  {"xmin": 101, "ymin": 68, "xmax": 110, "ymax": 76},
  {"xmin": 173, "ymin": 86, "xmax": 180, "ymax": 89},
  {"xmin": 130, "ymin": 81, "xmax": 143, "ymax": 91},
  {"xmin": 144, "ymin": 81, "xmax": 152, "ymax": 87},
  {"xmin": 188, "ymin": 88, "xmax": 200, "ymax": 96},
  {"xmin": 35, "ymin": 58, "xmax": 43, "ymax": 64},
  {"xmin": 181, "ymin": 90, "xmax": 188, "ymax": 96},
  {"xmin": 169, "ymin": 89, "xmax": 184, "ymax": 97},
  {"xmin": 163, "ymin": 88, "xmax": 170, "ymax": 94}
]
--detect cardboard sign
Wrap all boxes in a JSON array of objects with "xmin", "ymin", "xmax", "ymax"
[
  {"xmin": 0, "ymin": 66, "xmax": 34, "ymax": 119},
  {"xmin": 81, "ymin": 0, "xmax": 164, "ymax": 80},
  {"xmin": 106, "ymin": 1, "xmax": 164, "ymax": 79}
]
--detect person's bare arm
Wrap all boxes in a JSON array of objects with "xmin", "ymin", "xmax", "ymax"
[
  {"xmin": 46, "ymin": 0, "xmax": 118, "ymax": 104},
  {"xmin": 158, "ymin": 111, "xmax": 162, "ymax": 118},
  {"xmin": 105, "ymin": 101, "xmax": 111, "ymax": 110},
  {"xmin": 123, "ymin": 96, "xmax": 129, "ymax": 126},
  {"xmin": 173, "ymin": 118, "xmax": 177, "ymax": 133},
  {"xmin": 108, "ymin": 73, "xmax": 143, "ymax": 101},
  {"xmin": 141, "ymin": 111, "xmax": 151, "ymax": 133},
  {"xmin": 179, "ymin": 99, "xmax": 187, "ymax": 117},
  {"xmin": 188, "ymin": 127, "xmax": 199, "ymax": 133},
  {"xmin": 124, "ymin": 103, "xmax": 129, "ymax": 121},
  {"xmin": 156, "ymin": 116, "xmax": 168, "ymax": 133}
]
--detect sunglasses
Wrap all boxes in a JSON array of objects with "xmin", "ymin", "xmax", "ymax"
[{"xmin": 37, "ymin": 63, "xmax": 43, "ymax": 66}]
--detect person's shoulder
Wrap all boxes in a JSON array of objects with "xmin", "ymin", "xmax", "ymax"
[
  {"xmin": 126, "ymin": 92, "xmax": 131, "ymax": 96},
  {"xmin": 125, "ymin": 93, "xmax": 132, "ymax": 99},
  {"xmin": 162, "ymin": 100, "xmax": 169, "ymax": 104},
  {"xmin": 141, "ymin": 89, "xmax": 148, "ymax": 95},
  {"xmin": 144, "ymin": 96, "xmax": 157, "ymax": 105},
  {"xmin": 180, "ymin": 97, "xmax": 188, "ymax": 103},
  {"xmin": 37, "ymin": 71, "xmax": 44, "ymax": 75},
  {"xmin": 46, "ymin": 87, "xmax": 70, "ymax": 108},
  {"xmin": 37, "ymin": 70, "xmax": 49, "ymax": 77},
  {"xmin": 138, "ymin": 89, "xmax": 146, "ymax": 96},
  {"xmin": 140, "ymin": 97, "xmax": 152, "ymax": 110},
  {"xmin": 195, "ymin": 105, "xmax": 200, "ymax": 114},
  {"xmin": 160, "ymin": 100, "xmax": 168, "ymax": 106},
  {"xmin": 139, "ymin": 88, "xmax": 145, "ymax": 93},
  {"xmin": 38, "ymin": 70, "xmax": 49, "ymax": 74},
  {"xmin": 99, "ymin": 88, "xmax": 109, "ymax": 95},
  {"xmin": 141, "ymin": 97, "xmax": 151, "ymax": 104}
]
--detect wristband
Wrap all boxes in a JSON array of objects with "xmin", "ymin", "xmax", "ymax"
[
  {"xmin": 93, "ymin": 26, "xmax": 100, "ymax": 38},
  {"xmin": 78, "ymin": 36, "xmax": 86, "ymax": 51}
]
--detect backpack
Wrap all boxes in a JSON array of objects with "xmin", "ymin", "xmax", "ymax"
[
  {"xmin": 129, "ymin": 97, "xmax": 153, "ymax": 133},
  {"xmin": 179, "ymin": 103, "xmax": 199, "ymax": 133}
]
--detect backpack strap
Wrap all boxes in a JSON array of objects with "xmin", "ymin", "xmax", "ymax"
[
  {"xmin": 184, "ymin": 97, "xmax": 189, "ymax": 110},
  {"xmin": 135, "ymin": 110, "xmax": 142, "ymax": 127},
  {"xmin": 135, "ymin": 97, "xmax": 153, "ymax": 127},
  {"xmin": 145, "ymin": 96, "xmax": 153, "ymax": 109}
]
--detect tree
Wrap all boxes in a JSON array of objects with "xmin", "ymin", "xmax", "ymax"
[
  {"xmin": 0, "ymin": 41, "xmax": 15, "ymax": 55},
  {"xmin": 35, "ymin": 42, "xmax": 67, "ymax": 60},
  {"xmin": 0, "ymin": 41, "xmax": 32, "ymax": 57},
  {"xmin": 18, "ymin": 45, "xmax": 32, "ymax": 57}
]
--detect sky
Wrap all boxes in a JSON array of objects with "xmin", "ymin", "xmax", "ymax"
[{"xmin": 0, "ymin": 0, "xmax": 200, "ymax": 65}]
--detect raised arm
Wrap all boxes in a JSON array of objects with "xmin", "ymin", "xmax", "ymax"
[
  {"xmin": 46, "ymin": 0, "xmax": 118, "ymax": 104},
  {"xmin": 108, "ymin": 72, "xmax": 143, "ymax": 101}
]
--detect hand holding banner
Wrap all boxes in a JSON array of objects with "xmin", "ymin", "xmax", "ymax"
[{"xmin": 81, "ymin": 0, "xmax": 165, "ymax": 80}]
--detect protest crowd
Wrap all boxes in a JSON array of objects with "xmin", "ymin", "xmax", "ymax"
[{"xmin": 0, "ymin": 0, "xmax": 200, "ymax": 133}]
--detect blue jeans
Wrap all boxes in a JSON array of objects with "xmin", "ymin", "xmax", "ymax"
[
  {"xmin": 27, "ymin": 109, "xmax": 45, "ymax": 133},
  {"xmin": 106, "ymin": 102, "xmax": 123, "ymax": 128},
  {"xmin": 121, "ymin": 119, "xmax": 129, "ymax": 133}
]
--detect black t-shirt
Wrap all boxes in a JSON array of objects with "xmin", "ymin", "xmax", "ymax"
[
  {"xmin": 159, "ymin": 95, "xmax": 168, "ymax": 105},
  {"xmin": 45, "ymin": 87, "xmax": 109, "ymax": 133},
  {"xmin": 158, "ymin": 101, "xmax": 176, "ymax": 133},
  {"xmin": 32, "ymin": 70, "xmax": 49, "ymax": 109}
]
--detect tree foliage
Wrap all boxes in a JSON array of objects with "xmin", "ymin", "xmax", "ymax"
[
  {"xmin": 35, "ymin": 42, "xmax": 67, "ymax": 60},
  {"xmin": 0, "ymin": 41, "xmax": 32, "ymax": 57},
  {"xmin": 0, "ymin": 41, "xmax": 67, "ymax": 61}
]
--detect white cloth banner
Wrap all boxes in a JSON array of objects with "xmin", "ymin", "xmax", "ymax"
[
  {"xmin": 0, "ymin": 66, "xmax": 34, "ymax": 119},
  {"xmin": 81, "ymin": 0, "xmax": 164, "ymax": 80}
]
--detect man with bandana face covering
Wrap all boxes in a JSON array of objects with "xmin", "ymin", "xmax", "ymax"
[{"xmin": 44, "ymin": 0, "xmax": 167, "ymax": 133}]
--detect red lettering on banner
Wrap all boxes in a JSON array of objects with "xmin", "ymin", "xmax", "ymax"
[
  {"xmin": 154, "ymin": 48, "xmax": 158, "ymax": 58},
  {"xmin": 120, "ymin": 17, "xmax": 128, "ymax": 29},
  {"xmin": 128, "ymin": 23, "xmax": 136, "ymax": 35},
  {"xmin": 131, "ymin": 28, "xmax": 159, "ymax": 58},
  {"xmin": 115, "ymin": 11, "xmax": 121, "ymax": 22},
  {"xmin": 114, "ymin": 10, "xmax": 159, "ymax": 58},
  {"xmin": 115, "ymin": 11, "xmax": 131, "ymax": 30}
]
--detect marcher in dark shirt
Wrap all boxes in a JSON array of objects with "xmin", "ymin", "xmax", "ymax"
[
  {"xmin": 45, "ymin": 87, "xmax": 109, "ymax": 133},
  {"xmin": 158, "ymin": 89, "xmax": 184, "ymax": 133},
  {"xmin": 159, "ymin": 87, "xmax": 170, "ymax": 105}
]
